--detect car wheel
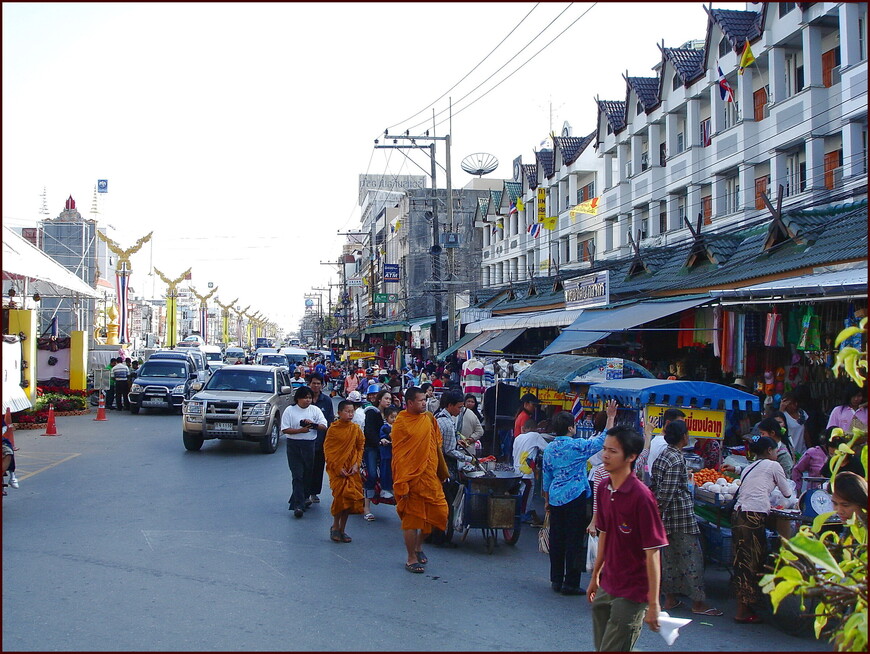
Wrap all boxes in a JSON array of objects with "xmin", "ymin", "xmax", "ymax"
[
  {"xmin": 130, "ymin": 404, "xmax": 140, "ymax": 415},
  {"xmin": 183, "ymin": 431, "xmax": 204, "ymax": 451},
  {"xmin": 260, "ymin": 419, "xmax": 280, "ymax": 454}
]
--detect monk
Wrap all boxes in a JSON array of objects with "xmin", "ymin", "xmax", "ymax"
[
  {"xmin": 324, "ymin": 400, "xmax": 365, "ymax": 543},
  {"xmin": 391, "ymin": 386, "xmax": 448, "ymax": 573}
]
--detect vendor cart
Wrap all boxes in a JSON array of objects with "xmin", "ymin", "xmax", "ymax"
[{"xmin": 454, "ymin": 469, "xmax": 523, "ymax": 554}]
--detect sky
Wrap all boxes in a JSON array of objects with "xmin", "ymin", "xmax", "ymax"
[{"xmin": 2, "ymin": 1, "xmax": 746, "ymax": 331}]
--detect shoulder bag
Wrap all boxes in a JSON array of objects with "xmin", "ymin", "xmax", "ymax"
[{"xmin": 725, "ymin": 461, "xmax": 761, "ymax": 515}]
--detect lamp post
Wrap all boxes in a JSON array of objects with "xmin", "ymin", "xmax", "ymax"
[
  {"xmin": 97, "ymin": 231, "xmax": 154, "ymax": 345},
  {"xmin": 217, "ymin": 297, "xmax": 238, "ymax": 347},
  {"xmin": 189, "ymin": 285, "xmax": 219, "ymax": 344},
  {"xmin": 153, "ymin": 267, "xmax": 191, "ymax": 348}
]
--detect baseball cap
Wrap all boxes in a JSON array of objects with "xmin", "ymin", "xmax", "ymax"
[
  {"xmin": 347, "ymin": 390, "xmax": 363, "ymax": 402},
  {"xmin": 366, "ymin": 384, "xmax": 381, "ymax": 395}
]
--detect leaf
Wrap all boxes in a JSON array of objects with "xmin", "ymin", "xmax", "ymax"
[
  {"xmin": 777, "ymin": 565, "xmax": 804, "ymax": 582},
  {"xmin": 835, "ymin": 326, "xmax": 863, "ymax": 346},
  {"xmin": 784, "ymin": 533, "xmax": 844, "ymax": 576},
  {"xmin": 779, "ymin": 548, "xmax": 799, "ymax": 562},
  {"xmin": 814, "ymin": 610, "xmax": 828, "ymax": 639},
  {"xmin": 837, "ymin": 443, "xmax": 855, "ymax": 455},
  {"xmin": 862, "ymin": 446, "xmax": 868, "ymax": 478},
  {"xmin": 769, "ymin": 579, "xmax": 799, "ymax": 612},
  {"xmin": 813, "ymin": 511, "xmax": 837, "ymax": 533}
]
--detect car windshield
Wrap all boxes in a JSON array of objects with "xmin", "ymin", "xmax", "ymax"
[
  {"xmin": 206, "ymin": 352, "xmax": 222, "ymax": 361},
  {"xmin": 205, "ymin": 369, "xmax": 274, "ymax": 393},
  {"xmin": 139, "ymin": 362, "xmax": 188, "ymax": 378},
  {"xmin": 260, "ymin": 355, "xmax": 286, "ymax": 365}
]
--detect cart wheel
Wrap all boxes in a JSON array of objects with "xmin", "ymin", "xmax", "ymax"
[{"xmin": 502, "ymin": 521, "xmax": 521, "ymax": 546}]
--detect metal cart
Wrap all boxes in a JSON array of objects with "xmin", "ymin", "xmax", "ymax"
[{"xmin": 456, "ymin": 469, "xmax": 523, "ymax": 554}]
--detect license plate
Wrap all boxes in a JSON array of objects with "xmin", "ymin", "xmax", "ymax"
[
  {"xmin": 213, "ymin": 422, "xmax": 235, "ymax": 431},
  {"xmin": 143, "ymin": 399, "xmax": 166, "ymax": 406}
]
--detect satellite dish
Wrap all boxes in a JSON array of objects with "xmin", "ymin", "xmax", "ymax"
[{"xmin": 461, "ymin": 152, "xmax": 499, "ymax": 177}]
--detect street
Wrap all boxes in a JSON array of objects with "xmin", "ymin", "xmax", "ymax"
[{"xmin": 3, "ymin": 408, "xmax": 827, "ymax": 652}]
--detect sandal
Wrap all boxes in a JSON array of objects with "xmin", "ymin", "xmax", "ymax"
[
  {"xmin": 329, "ymin": 529, "xmax": 342, "ymax": 543},
  {"xmin": 404, "ymin": 562, "xmax": 425, "ymax": 573},
  {"xmin": 415, "ymin": 550, "xmax": 428, "ymax": 565},
  {"xmin": 364, "ymin": 513, "xmax": 375, "ymax": 521},
  {"xmin": 662, "ymin": 600, "xmax": 683, "ymax": 611},
  {"xmin": 340, "ymin": 532, "xmax": 352, "ymax": 543},
  {"xmin": 693, "ymin": 607, "xmax": 724, "ymax": 616}
]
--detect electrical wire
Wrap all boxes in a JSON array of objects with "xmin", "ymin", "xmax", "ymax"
[{"xmin": 384, "ymin": 2, "xmax": 541, "ymax": 134}]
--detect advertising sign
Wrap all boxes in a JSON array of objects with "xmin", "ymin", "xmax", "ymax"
[
  {"xmin": 519, "ymin": 386, "xmax": 575, "ymax": 410},
  {"xmin": 97, "ymin": 179, "xmax": 108, "ymax": 193},
  {"xmin": 383, "ymin": 263, "xmax": 400, "ymax": 282},
  {"xmin": 347, "ymin": 277, "xmax": 363, "ymax": 287},
  {"xmin": 373, "ymin": 293, "xmax": 398, "ymax": 303},
  {"xmin": 564, "ymin": 270, "xmax": 609, "ymax": 310},
  {"xmin": 644, "ymin": 406, "xmax": 726, "ymax": 440},
  {"xmin": 537, "ymin": 186, "xmax": 546, "ymax": 223}
]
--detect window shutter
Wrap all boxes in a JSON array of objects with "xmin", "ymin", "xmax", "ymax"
[
  {"xmin": 822, "ymin": 49, "xmax": 837, "ymax": 87},
  {"xmin": 753, "ymin": 87, "xmax": 768, "ymax": 122},
  {"xmin": 823, "ymin": 150, "xmax": 840, "ymax": 189},
  {"xmin": 702, "ymin": 196, "xmax": 712, "ymax": 225},
  {"xmin": 754, "ymin": 176, "xmax": 768, "ymax": 210}
]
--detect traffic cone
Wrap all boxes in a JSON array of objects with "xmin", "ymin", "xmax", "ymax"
[
  {"xmin": 4, "ymin": 407, "xmax": 15, "ymax": 448},
  {"xmin": 42, "ymin": 403, "xmax": 60, "ymax": 436},
  {"xmin": 94, "ymin": 390, "xmax": 108, "ymax": 421}
]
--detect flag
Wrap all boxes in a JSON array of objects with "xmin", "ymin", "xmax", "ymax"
[
  {"xmin": 571, "ymin": 395, "xmax": 583, "ymax": 422},
  {"xmin": 491, "ymin": 218, "xmax": 504, "ymax": 234},
  {"xmin": 718, "ymin": 65, "xmax": 735, "ymax": 103},
  {"xmin": 516, "ymin": 197, "xmax": 525, "ymax": 212},
  {"xmin": 569, "ymin": 197, "xmax": 599, "ymax": 219},
  {"xmin": 738, "ymin": 39, "xmax": 755, "ymax": 75},
  {"xmin": 509, "ymin": 200, "xmax": 518, "ymax": 216},
  {"xmin": 542, "ymin": 215, "xmax": 558, "ymax": 230},
  {"xmin": 527, "ymin": 223, "xmax": 542, "ymax": 238}
]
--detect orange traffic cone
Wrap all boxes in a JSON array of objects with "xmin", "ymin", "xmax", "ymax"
[
  {"xmin": 94, "ymin": 390, "xmax": 108, "ymax": 421},
  {"xmin": 4, "ymin": 407, "xmax": 15, "ymax": 448},
  {"xmin": 42, "ymin": 403, "xmax": 60, "ymax": 436}
]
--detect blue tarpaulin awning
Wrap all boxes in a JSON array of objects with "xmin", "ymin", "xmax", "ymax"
[{"xmin": 587, "ymin": 378, "xmax": 760, "ymax": 411}]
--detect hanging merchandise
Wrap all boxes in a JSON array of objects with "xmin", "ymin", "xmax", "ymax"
[
  {"xmin": 720, "ymin": 311, "xmax": 734, "ymax": 373},
  {"xmin": 677, "ymin": 310, "xmax": 695, "ymax": 349},
  {"xmin": 694, "ymin": 306, "xmax": 714, "ymax": 345},
  {"xmin": 764, "ymin": 309, "xmax": 784, "ymax": 347},
  {"xmin": 841, "ymin": 303, "xmax": 864, "ymax": 351},
  {"xmin": 744, "ymin": 312, "xmax": 762, "ymax": 345},
  {"xmin": 712, "ymin": 306, "xmax": 722, "ymax": 358},
  {"xmin": 797, "ymin": 306, "xmax": 821, "ymax": 351},
  {"xmin": 734, "ymin": 313, "xmax": 746, "ymax": 377},
  {"xmin": 785, "ymin": 308, "xmax": 802, "ymax": 345}
]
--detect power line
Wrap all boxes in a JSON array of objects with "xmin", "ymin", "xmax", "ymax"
[{"xmin": 384, "ymin": 2, "xmax": 541, "ymax": 134}]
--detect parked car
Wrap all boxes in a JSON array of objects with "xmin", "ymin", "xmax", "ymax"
[
  {"xmin": 181, "ymin": 365, "xmax": 294, "ymax": 453},
  {"xmin": 129, "ymin": 358, "xmax": 198, "ymax": 414},
  {"xmin": 151, "ymin": 348, "xmax": 210, "ymax": 383}
]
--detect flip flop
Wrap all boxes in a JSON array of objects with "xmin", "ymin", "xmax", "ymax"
[
  {"xmin": 662, "ymin": 600, "xmax": 683, "ymax": 611},
  {"xmin": 404, "ymin": 562, "xmax": 425, "ymax": 573},
  {"xmin": 329, "ymin": 529, "xmax": 342, "ymax": 543},
  {"xmin": 693, "ymin": 608, "xmax": 724, "ymax": 616},
  {"xmin": 415, "ymin": 551, "xmax": 428, "ymax": 564},
  {"xmin": 340, "ymin": 532, "xmax": 352, "ymax": 543}
]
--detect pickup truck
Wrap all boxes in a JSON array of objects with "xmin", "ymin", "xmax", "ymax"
[
  {"xmin": 129, "ymin": 358, "xmax": 198, "ymax": 413},
  {"xmin": 181, "ymin": 365, "xmax": 294, "ymax": 453}
]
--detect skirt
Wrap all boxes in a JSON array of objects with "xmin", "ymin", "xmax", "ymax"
[{"xmin": 661, "ymin": 531, "xmax": 706, "ymax": 602}]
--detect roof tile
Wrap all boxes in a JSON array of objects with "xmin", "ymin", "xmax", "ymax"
[
  {"xmin": 535, "ymin": 149, "xmax": 555, "ymax": 178},
  {"xmin": 710, "ymin": 8, "xmax": 762, "ymax": 49},
  {"xmin": 663, "ymin": 47, "xmax": 705, "ymax": 84},
  {"xmin": 627, "ymin": 77, "xmax": 660, "ymax": 111},
  {"xmin": 597, "ymin": 100, "xmax": 626, "ymax": 132},
  {"xmin": 553, "ymin": 132, "xmax": 595, "ymax": 166}
]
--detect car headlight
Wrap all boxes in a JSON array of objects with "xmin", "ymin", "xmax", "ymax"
[
  {"xmin": 184, "ymin": 401, "xmax": 203, "ymax": 415},
  {"xmin": 172, "ymin": 384, "xmax": 187, "ymax": 394},
  {"xmin": 130, "ymin": 383, "xmax": 143, "ymax": 393},
  {"xmin": 248, "ymin": 403, "xmax": 270, "ymax": 417}
]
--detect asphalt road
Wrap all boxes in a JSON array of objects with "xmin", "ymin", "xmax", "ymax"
[{"xmin": 2, "ymin": 407, "xmax": 828, "ymax": 652}]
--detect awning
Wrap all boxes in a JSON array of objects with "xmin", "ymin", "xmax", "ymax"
[
  {"xmin": 476, "ymin": 327, "xmax": 525, "ymax": 353},
  {"xmin": 542, "ymin": 296, "xmax": 710, "ymax": 355},
  {"xmin": 2, "ymin": 225, "xmax": 102, "ymax": 299},
  {"xmin": 436, "ymin": 331, "xmax": 479, "ymax": 360},
  {"xmin": 710, "ymin": 266, "xmax": 867, "ymax": 303},
  {"xmin": 587, "ymin": 378, "xmax": 760, "ymax": 412},
  {"xmin": 364, "ymin": 320, "xmax": 408, "ymax": 335},
  {"xmin": 465, "ymin": 308, "xmax": 584, "ymax": 334},
  {"xmin": 517, "ymin": 354, "xmax": 655, "ymax": 393},
  {"xmin": 462, "ymin": 330, "xmax": 503, "ymax": 354}
]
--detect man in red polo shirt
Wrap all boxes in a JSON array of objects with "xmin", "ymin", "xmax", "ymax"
[{"xmin": 587, "ymin": 425, "xmax": 668, "ymax": 651}]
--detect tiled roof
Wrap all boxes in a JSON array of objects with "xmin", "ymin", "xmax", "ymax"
[
  {"xmin": 597, "ymin": 100, "xmax": 626, "ymax": 132},
  {"xmin": 490, "ymin": 189, "xmax": 503, "ymax": 212},
  {"xmin": 662, "ymin": 47, "xmax": 705, "ymax": 84},
  {"xmin": 709, "ymin": 8, "xmax": 762, "ymax": 50},
  {"xmin": 627, "ymin": 77, "xmax": 660, "ymax": 111},
  {"xmin": 554, "ymin": 132, "xmax": 595, "ymax": 166},
  {"xmin": 535, "ymin": 149, "xmax": 555, "ymax": 178},
  {"xmin": 503, "ymin": 181, "xmax": 522, "ymax": 204},
  {"xmin": 523, "ymin": 164, "xmax": 538, "ymax": 189}
]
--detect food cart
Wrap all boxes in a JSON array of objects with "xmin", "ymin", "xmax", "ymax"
[
  {"xmin": 586, "ymin": 378, "xmax": 761, "ymax": 569},
  {"xmin": 453, "ymin": 469, "xmax": 524, "ymax": 554}
]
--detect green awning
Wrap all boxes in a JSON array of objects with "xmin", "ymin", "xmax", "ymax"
[
  {"xmin": 435, "ymin": 331, "xmax": 478, "ymax": 360},
  {"xmin": 364, "ymin": 321, "xmax": 409, "ymax": 335}
]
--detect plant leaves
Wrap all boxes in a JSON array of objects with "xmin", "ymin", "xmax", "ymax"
[
  {"xmin": 834, "ymin": 327, "xmax": 863, "ymax": 346},
  {"xmin": 784, "ymin": 533, "xmax": 844, "ymax": 576},
  {"xmin": 814, "ymin": 607, "xmax": 828, "ymax": 639},
  {"xmin": 776, "ymin": 565, "xmax": 803, "ymax": 582},
  {"xmin": 769, "ymin": 579, "xmax": 799, "ymax": 612},
  {"xmin": 813, "ymin": 511, "xmax": 837, "ymax": 533}
]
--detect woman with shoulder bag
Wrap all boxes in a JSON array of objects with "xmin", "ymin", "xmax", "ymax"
[{"xmin": 731, "ymin": 435, "xmax": 793, "ymax": 624}]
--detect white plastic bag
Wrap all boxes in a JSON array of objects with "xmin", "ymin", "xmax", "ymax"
[{"xmin": 586, "ymin": 534, "xmax": 599, "ymax": 572}]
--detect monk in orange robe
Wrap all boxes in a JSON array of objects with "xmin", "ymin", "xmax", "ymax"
[
  {"xmin": 391, "ymin": 386, "xmax": 448, "ymax": 572},
  {"xmin": 324, "ymin": 400, "xmax": 365, "ymax": 543}
]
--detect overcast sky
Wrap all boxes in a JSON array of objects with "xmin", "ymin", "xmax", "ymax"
[{"xmin": 2, "ymin": 2, "xmax": 745, "ymax": 329}]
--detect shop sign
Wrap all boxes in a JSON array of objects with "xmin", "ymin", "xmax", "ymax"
[
  {"xmin": 373, "ymin": 293, "xmax": 398, "ymax": 303},
  {"xmin": 347, "ymin": 277, "xmax": 363, "ymax": 287},
  {"xmin": 644, "ymin": 405, "xmax": 726, "ymax": 440},
  {"xmin": 564, "ymin": 270, "xmax": 609, "ymax": 310},
  {"xmin": 520, "ymin": 387, "xmax": 576, "ymax": 410},
  {"xmin": 537, "ymin": 187, "xmax": 546, "ymax": 223},
  {"xmin": 383, "ymin": 263, "xmax": 400, "ymax": 282}
]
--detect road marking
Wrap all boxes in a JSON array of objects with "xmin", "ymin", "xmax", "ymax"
[{"xmin": 12, "ymin": 452, "xmax": 81, "ymax": 481}]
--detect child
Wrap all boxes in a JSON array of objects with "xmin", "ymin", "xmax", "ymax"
[
  {"xmin": 378, "ymin": 406, "xmax": 400, "ymax": 500},
  {"xmin": 324, "ymin": 400, "xmax": 365, "ymax": 542},
  {"xmin": 512, "ymin": 418, "xmax": 549, "ymax": 522}
]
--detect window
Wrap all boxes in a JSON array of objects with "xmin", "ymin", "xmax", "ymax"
[
  {"xmin": 641, "ymin": 150, "xmax": 649, "ymax": 171},
  {"xmin": 625, "ymin": 161, "xmax": 633, "ymax": 178},
  {"xmin": 824, "ymin": 149, "xmax": 843, "ymax": 189},
  {"xmin": 577, "ymin": 181, "xmax": 596, "ymax": 203},
  {"xmin": 785, "ymin": 152, "xmax": 807, "ymax": 196},
  {"xmin": 779, "ymin": 2, "xmax": 796, "ymax": 17},
  {"xmin": 700, "ymin": 117, "xmax": 712, "ymax": 147},
  {"xmin": 719, "ymin": 36, "xmax": 730, "ymax": 59},
  {"xmin": 822, "ymin": 47, "xmax": 841, "ymax": 87},
  {"xmin": 637, "ymin": 101, "xmax": 643, "ymax": 116},
  {"xmin": 863, "ymin": 127, "xmax": 868, "ymax": 174},
  {"xmin": 676, "ymin": 131, "xmax": 685, "ymax": 153},
  {"xmin": 755, "ymin": 175, "xmax": 770, "ymax": 210},
  {"xmin": 659, "ymin": 142, "xmax": 667, "ymax": 166},
  {"xmin": 702, "ymin": 195, "xmax": 713, "ymax": 225},
  {"xmin": 785, "ymin": 54, "xmax": 804, "ymax": 97},
  {"xmin": 578, "ymin": 239, "xmax": 594, "ymax": 263},
  {"xmin": 673, "ymin": 73, "xmax": 681, "ymax": 90},
  {"xmin": 860, "ymin": 15, "xmax": 867, "ymax": 61},
  {"xmin": 561, "ymin": 238, "xmax": 571, "ymax": 264},
  {"xmin": 753, "ymin": 86, "xmax": 769, "ymax": 121},
  {"xmin": 677, "ymin": 195, "xmax": 687, "ymax": 222},
  {"xmin": 725, "ymin": 175, "xmax": 740, "ymax": 214},
  {"xmin": 724, "ymin": 100, "xmax": 739, "ymax": 129}
]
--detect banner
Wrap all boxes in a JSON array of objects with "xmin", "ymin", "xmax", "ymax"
[
  {"xmin": 115, "ymin": 272, "xmax": 130, "ymax": 344},
  {"xmin": 564, "ymin": 270, "xmax": 610, "ymax": 310},
  {"xmin": 165, "ymin": 295, "xmax": 177, "ymax": 348},
  {"xmin": 644, "ymin": 405, "xmax": 726, "ymax": 440},
  {"xmin": 537, "ymin": 187, "xmax": 546, "ymax": 223},
  {"xmin": 383, "ymin": 263, "xmax": 400, "ymax": 282},
  {"xmin": 569, "ymin": 197, "xmax": 599, "ymax": 219},
  {"xmin": 222, "ymin": 312, "xmax": 229, "ymax": 345}
]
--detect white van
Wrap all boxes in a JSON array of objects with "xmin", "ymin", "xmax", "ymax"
[{"xmin": 224, "ymin": 347, "xmax": 246, "ymax": 365}]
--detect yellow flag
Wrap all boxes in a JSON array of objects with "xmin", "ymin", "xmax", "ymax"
[
  {"xmin": 569, "ymin": 197, "xmax": 600, "ymax": 221},
  {"xmin": 542, "ymin": 215, "xmax": 558, "ymax": 230},
  {"xmin": 738, "ymin": 39, "xmax": 755, "ymax": 75},
  {"xmin": 516, "ymin": 197, "xmax": 525, "ymax": 212}
]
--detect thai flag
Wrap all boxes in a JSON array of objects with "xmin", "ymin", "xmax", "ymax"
[
  {"xmin": 527, "ymin": 223, "xmax": 542, "ymax": 239},
  {"xmin": 115, "ymin": 273, "xmax": 129, "ymax": 344},
  {"xmin": 509, "ymin": 200, "xmax": 518, "ymax": 216},
  {"xmin": 718, "ymin": 65, "xmax": 735, "ymax": 103},
  {"xmin": 571, "ymin": 395, "xmax": 583, "ymax": 422}
]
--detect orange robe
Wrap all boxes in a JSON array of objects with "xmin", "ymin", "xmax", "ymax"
[
  {"xmin": 390, "ymin": 410, "xmax": 448, "ymax": 533},
  {"xmin": 324, "ymin": 420, "xmax": 365, "ymax": 516}
]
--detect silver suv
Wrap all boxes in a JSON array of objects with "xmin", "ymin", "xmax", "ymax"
[{"xmin": 181, "ymin": 365, "xmax": 293, "ymax": 453}]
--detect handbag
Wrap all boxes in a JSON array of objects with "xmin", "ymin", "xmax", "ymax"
[
  {"xmin": 538, "ymin": 511, "xmax": 551, "ymax": 554},
  {"xmin": 797, "ymin": 307, "xmax": 821, "ymax": 351}
]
